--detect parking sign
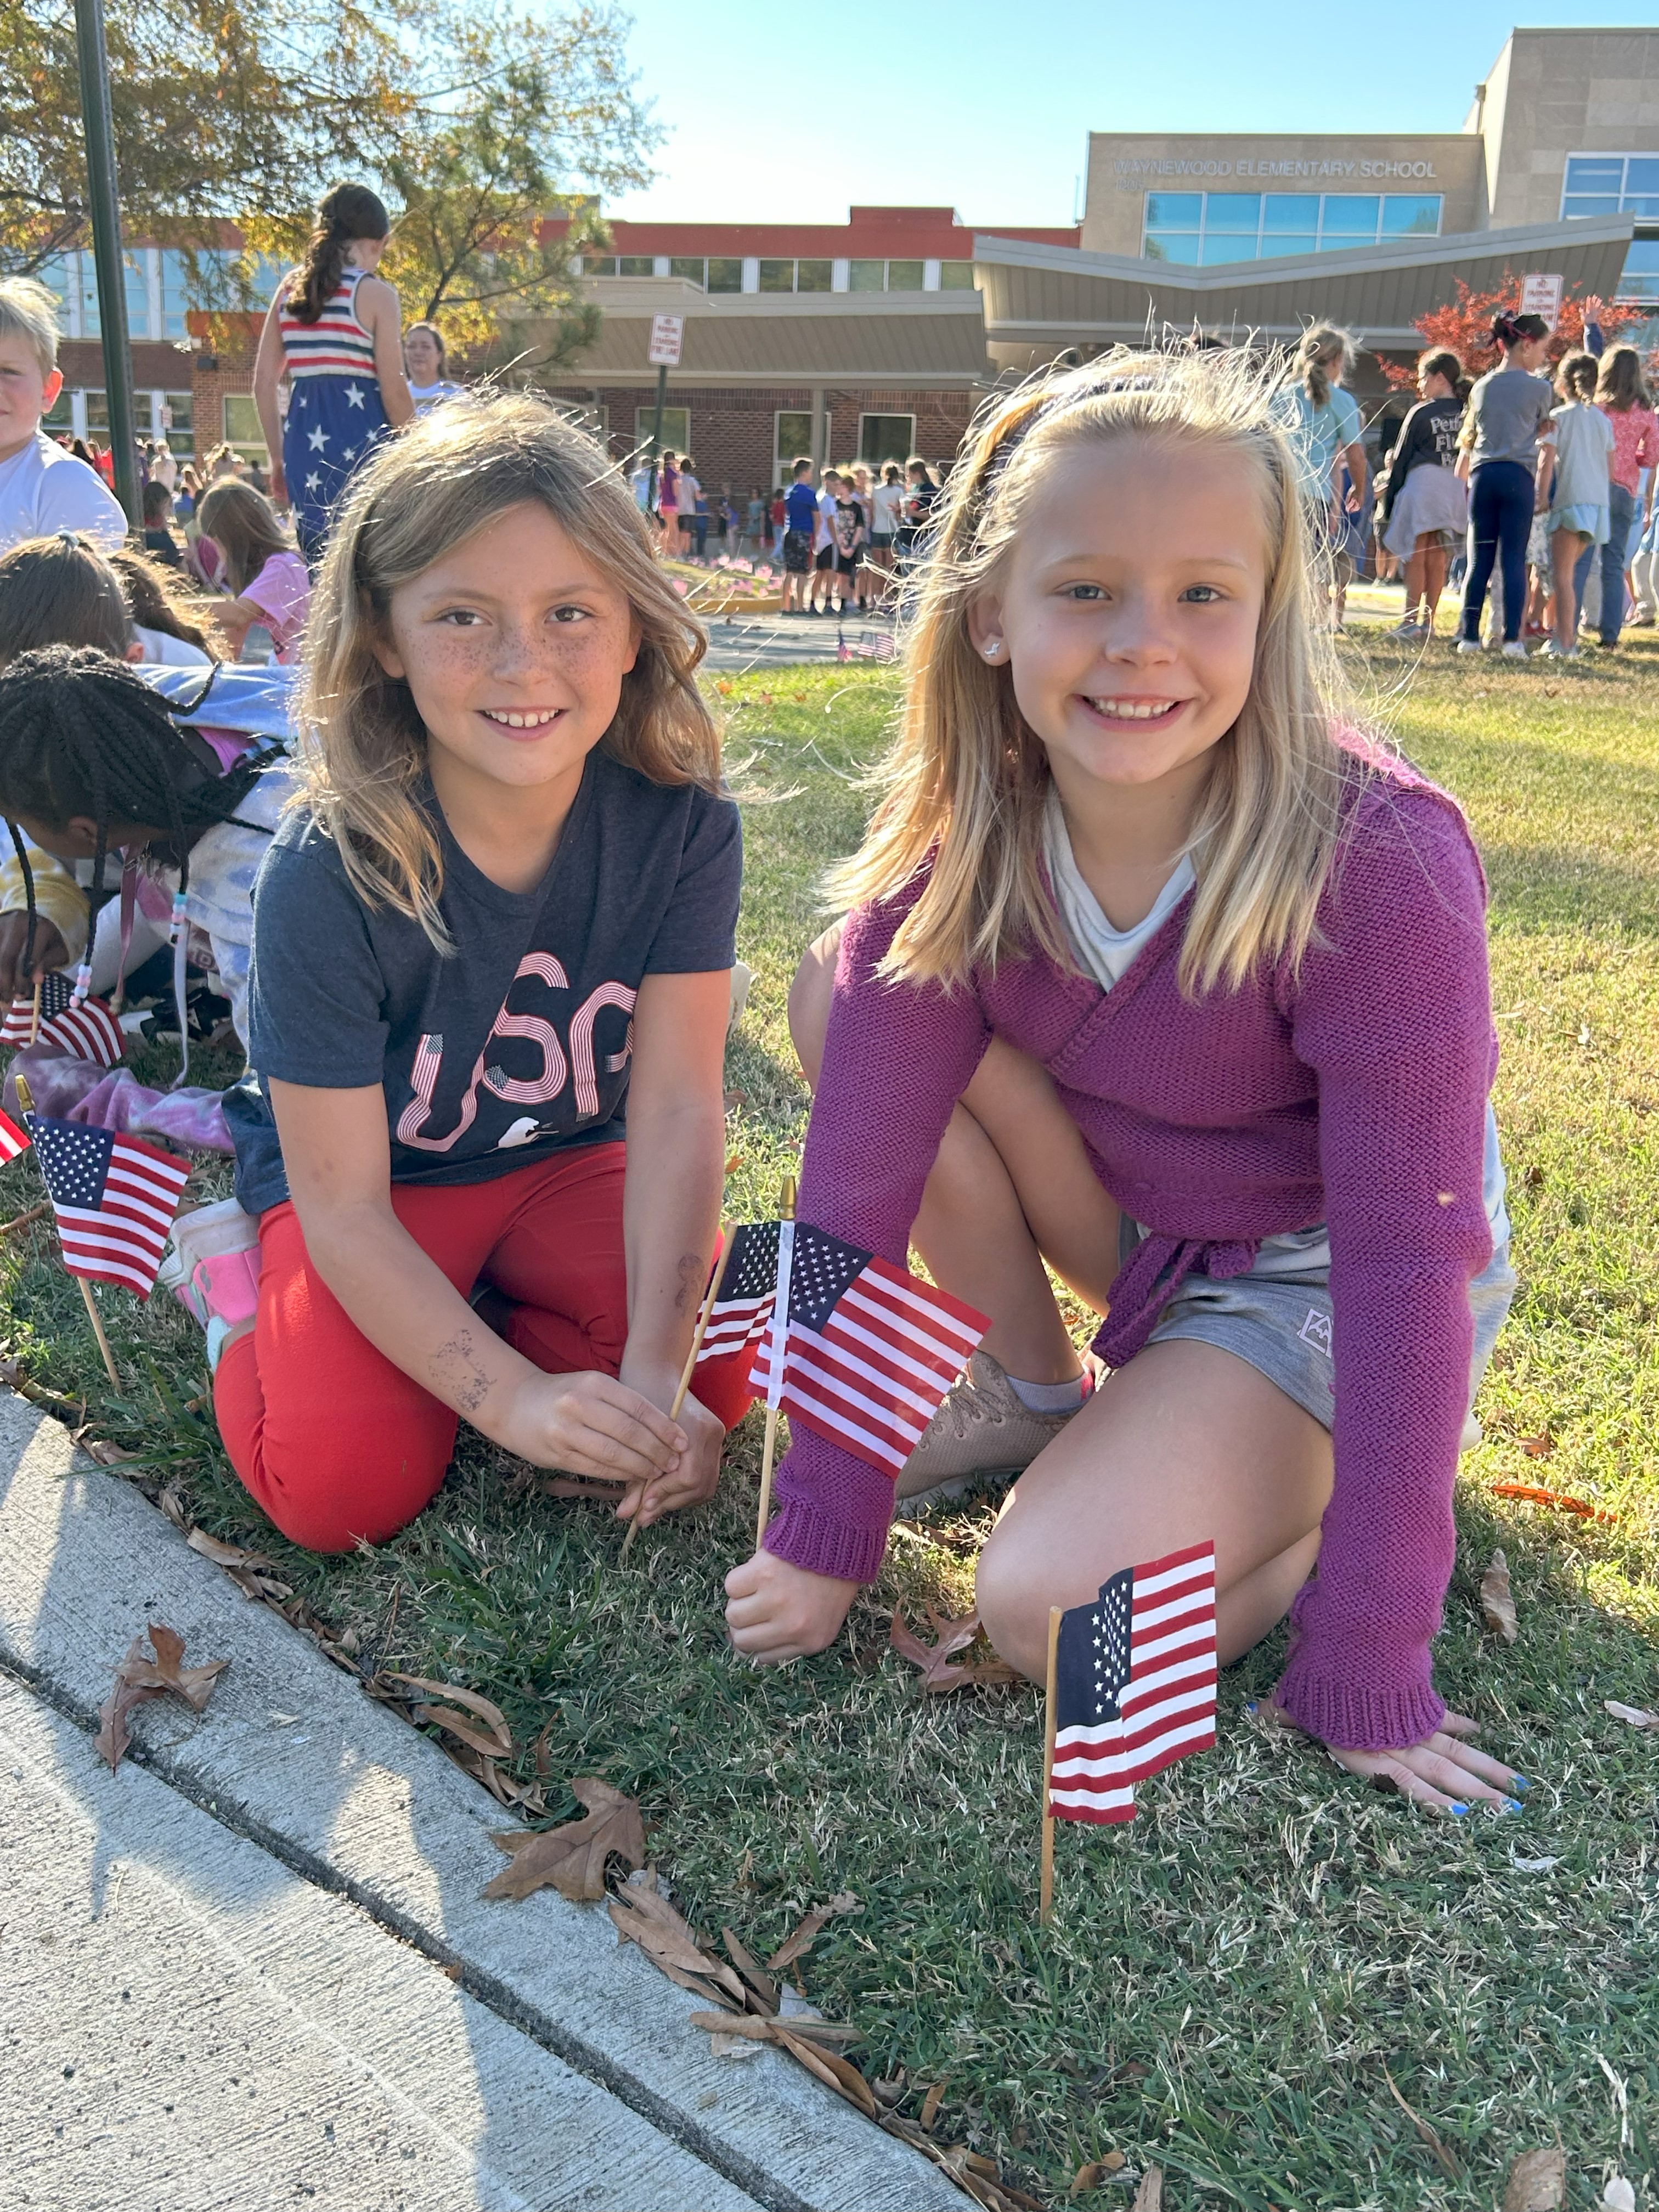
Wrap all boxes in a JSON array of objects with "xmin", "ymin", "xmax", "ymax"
[
  {"xmin": 1520, "ymin": 273, "xmax": 1564, "ymax": 328},
  {"xmin": 648, "ymin": 314, "xmax": 685, "ymax": 368}
]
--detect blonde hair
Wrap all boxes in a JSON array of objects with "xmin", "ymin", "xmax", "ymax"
[
  {"xmin": 0, "ymin": 277, "xmax": 60, "ymax": 378},
  {"xmin": 196, "ymin": 479, "xmax": 292, "ymax": 596},
  {"xmin": 1296, "ymin": 322, "xmax": 1355, "ymax": 409},
  {"xmin": 300, "ymin": 391, "xmax": 721, "ymax": 947},
  {"xmin": 829, "ymin": 346, "xmax": 1362, "ymax": 997}
]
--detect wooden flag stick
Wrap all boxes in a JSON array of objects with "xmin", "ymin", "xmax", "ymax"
[
  {"xmin": 754, "ymin": 1172, "xmax": 797, "ymax": 1550},
  {"xmin": 620, "ymin": 1228, "xmax": 735, "ymax": 1562},
  {"xmin": 28, "ymin": 976, "xmax": 41, "ymax": 1045},
  {"xmin": 78, "ymin": 1278, "xmax": 121, "ymax": 1391},
  {"xmin": 1040, "ymin": 1604, "xmax": 1062, "ymax": 1927}
]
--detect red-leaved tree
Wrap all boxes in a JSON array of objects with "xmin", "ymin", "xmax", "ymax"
[{"xmin": 1379, "ymin": 275, "xmax": 1644, "ymax": 392}]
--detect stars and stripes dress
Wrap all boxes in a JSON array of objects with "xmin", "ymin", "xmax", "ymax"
[{"xmin": 277, "ymin": 266, "xmax": 392, "ymax": 566}]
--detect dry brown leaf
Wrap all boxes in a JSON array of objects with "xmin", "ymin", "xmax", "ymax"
[
  {"xmin": 1070, "ymin": 2164, "xmax": 1107, "ymax": 2197},
  {"xmin": 607, "ymin": 1884, "xmax": 748, "ymax": 2008},
  {"xmin": 1381, "ymin": 2061, "xmax": 1460, "ymax": 2181},
  {"xmin": 187, "ymin": 1527, "xmax": 274, "ymax": 1571},
  {"xmin": 687, "ymin": 2009, "xmax": 861, "ymax": 2048},
  {"xmin": 1131, "ymin": 2170, "xmax": 1163, "ymax": 2212},
  {"xmin": 721, "ymin": 1926, "xmax": 780, "ymax": 2013},
  {"xmin": 82, "ymin": 1438, "xmax": 138, "ymax": 1466},
  {"xmin": 482, "ymin": 1779, "xmax": 644, "ymax": 1901},
  {"xmin": 94, "ymin": 1623, "xmax": 229, "ymax": 1770},
  {"xmin": 1520, "ymin": 1431, "xmax": 1555, "ymax": 1459},
  {"xmin": 1481, "ymin": 1549, "xmax": 1520, "ymax": 1644},
  {"xmin": 773, "ymin": 2026, "xmax": 877, "ymax": 2117},
  {"xmin": 390, "ymin": 1675, "xmax": 512, "ymax": 1757},
  {"xmin": 767, "ymin": 1892, "xmax": 860, "ymax": 1973},
  {"xmin": 1503, "ymin": 2145, "xmax": 1567, "ymax": 2211},
  {"xmin": 919, "ymin": 2077, "xmax": 949, "ymax": 2132},
  {"xmin": 889, "ymin": 1606, "xmax": 1022, "ymax": 1694},
  {"xmin": 1605, "ymin": 1699, "xmax": 1659, "ymax": 1729}
]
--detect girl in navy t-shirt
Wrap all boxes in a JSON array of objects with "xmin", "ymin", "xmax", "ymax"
[{"xmin": 191, "ymin": 393, "xmax": 750, "ymax": 1552}]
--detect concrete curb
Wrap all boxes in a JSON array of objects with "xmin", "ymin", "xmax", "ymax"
[{"xmin": 0, "ymin": 1393, "xmax": 966, "ymax": 2212}]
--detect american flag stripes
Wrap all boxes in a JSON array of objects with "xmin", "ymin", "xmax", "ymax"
[
  {"xmin": 1047, "ymin": 1544, "xmax": 1218, "ymax": 1826},
  {"xmin": 24, "ymin": 1113, "xmax": 191, "ymax": 1297},
  {"xmin": 695, "ymin": 1218, "xmax": 988, "ymax": 1474},
  {"xmin": 0, "ymin": 1107, "xmax": 28, "ymax": 1164},
  {"xmin": 0, "ymin": 974, "xmax": 126, "ymax": 1066}
]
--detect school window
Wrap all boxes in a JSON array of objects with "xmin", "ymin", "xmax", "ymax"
[
  {"xmin": 669, "ymin": 257, "xmax": 705, "ymax": 285},
  {"xmin": 33, "ymin": 256, "xmax": 75, "ymax": 335},
  {"xmin": 160, "ymin": 390, "xmax": 195, "ymax": 456},
  {"xmin": 1561, "ymin": 153, "xmax": 1659, "ymax": 219},
  {"xmin": 635, "ymin": 405, "xmax": 690, "ymax": 455},
  {"xmin": 707, "ymin": 257, "xmax": 742, "ymax": 292},
  {"xmin": 84, "ymin": 388, "xmax": 148, "ymax": 442},
  {"xmin": 617, "ymin": 255, "xmax": 654, "ymax": 276},
  {"xmin": 795, "ymin": 259, "xmax": 833, "ymax": 292},
  {"xmin": 858, "ymin": 413, "xmax": 915, "ymax": 466},
  {"xmin": 938, "ymin": 259, "xmax": 977, "ymax": 289},
  {"xmin": 1143, "ymin": 190, "xmax": 1442, "ymax": 264},
  {"xmin": 848, "ymin": 258, "xmax": 885, "ymax": 292},
  {"xmin": 774, "ymin": 409, "xmax": 814, "ymax": 484},
  {"xmin": 1617, "ymin": 238, "xmax": 1659, "ymax": 302},
  {"xmin": 42, "ymin": 382, "xmax": 73, "ymax": 436},
  {"xmin": 579, "ymin": 255, "xmax": 619, "ymax": 276},
  {"xmin": 222, "ymin": 393, "xmax": 269, "ymax": 463},
  {"xmin": 885, "ymin": 259, "xmax": 924, "ymax": 291},
  {"xmin": 757, "ymin": 258, "xmax": 795, "ymax": 292}
]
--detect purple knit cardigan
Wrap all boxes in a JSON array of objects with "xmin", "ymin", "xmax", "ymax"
[{"xmin": 765, "ymin": 759, "xmax": 1497, "ymax": 1753}]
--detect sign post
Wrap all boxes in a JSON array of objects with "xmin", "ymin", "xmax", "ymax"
[
  {"xmin": 72, "ymin": 0, "xmax": 139, "ymax": 530},
  {"xmin": 645, "ymin": 314, "xmax": 684, "ymax": 514},
  {"xmin": 1520, "ymin": 273, "xmax": 1564, "ymax": 329}
]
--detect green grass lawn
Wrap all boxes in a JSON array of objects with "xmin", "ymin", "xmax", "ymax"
[{"xmin": 3, "ymin": 638, "xmax": 1656, "ymax": 2210}]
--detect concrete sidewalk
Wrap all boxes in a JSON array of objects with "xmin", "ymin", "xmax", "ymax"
[{"xmin": 0, "ymin": 1393, "xmax": 966, "ymax": 2212}]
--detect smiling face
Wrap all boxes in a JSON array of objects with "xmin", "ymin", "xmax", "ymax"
[
  {"xmin": 972, "ymin": 437, "xmax": 1268, "ymax": 812},
  {"xmin": 404, "ymin": 327, "xmax": 442, "ymax": 385},
  {"xmin": 373, "ymin": 499, "xmax": 640, "ymax": 807}
]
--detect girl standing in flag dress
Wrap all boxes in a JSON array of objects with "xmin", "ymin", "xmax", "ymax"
[
  {"xmin": 252, "ymin": 183, "xmax": 416, "ymax": 567},
  {"xmin": 732, "ymin": 346, "xmax": 1531, "ymax": 1820}
]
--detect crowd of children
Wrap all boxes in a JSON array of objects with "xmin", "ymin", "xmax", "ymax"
[{"xmin": 0, "ymin": 183, "xmax": 1589, "ymax": 1819}]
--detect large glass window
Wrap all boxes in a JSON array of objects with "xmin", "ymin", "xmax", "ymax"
[
  {"xmin": 775, "ymin": 409, "xmax": 814, "ymax": 483},
  {"xmin": 1616, "ymin": 239, "xmax": 1659, "ymax": 302},
  {"xmin": 669, "ymin": 256, "xmax": 704, "ymax": 284},
  {"xmin": 757, "ymin": 258, "xmax": 794, "ymax": 292},
  {"xmin": 938, "ymin": 259, "xmax": 977, "ymax": 289},
  {"xmin": 1144, "ymin": 190, "xmax": 1442, "ymax": 263},
  {"xmin": 1563, "ymin": 153, "xmax": 1659, "ymax": 221},
  {"xmin": 635, "ymin": 404, "xmax": 690, "ymax": 454},
  {"xmin": 885, "ymin": 258, "xmax": 924, "ymax": 291},
  {"xmin": 848, "ymin": 258, "xmax": 886, "ymax": 291},
  {"xmin": 795, "ymin": 258, "xmax": 833, "ymax": 292},
  {"xmin": 222, "ymin": 393, "xmax": 268, "ymax": 463},
  {"xmin": 617, "ymin": 255, "xmax": 654, "ymax": 276},
  {"xmin": 161, "ymin": 390, "xmax": 194, "ymax": 456},
  {"xmin": 707, "ymin": 256, "xmax": 742, "ymax": 293},
  {"xmin": 858, "ymin": 412, "xmax": 915, "ymax": 465}
]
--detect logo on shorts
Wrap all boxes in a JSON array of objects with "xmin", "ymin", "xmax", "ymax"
[{"xmin": 1298, "ymin": 1307, "xmax": 1333, "ymax": 1356}]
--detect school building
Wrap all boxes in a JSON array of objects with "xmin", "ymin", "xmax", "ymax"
[{"xmin": 30, "ymin": 24, "xmax": 1659, "ymax": 481}]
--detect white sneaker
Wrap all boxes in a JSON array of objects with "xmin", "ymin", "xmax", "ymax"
[
  {"xmin": 1390, "ymin": 619, "xmax": 1428, "ymax": 641},
  {"xmin": 1500, "ymin": 640, "xmax": 1530, "ymax": 659},
  {"xmin": 1455, "ymin": 638, "xmax": 1484, "ymax": 654}
]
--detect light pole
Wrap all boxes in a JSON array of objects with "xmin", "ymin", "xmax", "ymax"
[{"xmin": 72, "ymin": 0, "xmax": 138, "ymax": 529}]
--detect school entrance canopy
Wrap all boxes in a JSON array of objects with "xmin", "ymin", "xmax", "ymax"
[{"xmin": 970, "ymin": 212, "xmax": 1636, "ymax": 371}]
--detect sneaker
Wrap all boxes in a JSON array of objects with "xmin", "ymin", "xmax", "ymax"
[
  {"xmin": 1500, "ymin": 639, "xmax": 1530, "ymax": 659},
  {"xmin": 1390, "ymin": 620, "xmax": 1429, "ymax": 641},
  {"xmin": 1455, "ymin": 637, "xmax": 1484, "ymax": 654},
  {"xmin": 895, "ymin": 1350, "xmax": 1083, "ymax": 1513},
  {"xmin": 157, "ymin": 1197, "xmax": 262, "ymax": 1365}
]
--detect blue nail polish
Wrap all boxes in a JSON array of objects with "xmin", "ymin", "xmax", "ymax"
[
  {"xmin": 1244, "ymin": 1700, "xmax": 1258, "ymax": 1714},
  {"xmin": 1511, "ymin": 1775, "xmax": 1531, "ymax": 1792},
  {"xmin": 1500, "ymin": 1798, "xmax": 1523, "ymax": 1814},
  {"xmin": 1449, "ymin": 1801, "xmax": 1470, "ymax": 1816}
]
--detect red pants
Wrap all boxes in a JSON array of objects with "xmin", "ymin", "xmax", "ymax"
[{"xmin": 213, "ymin": 1142, "xmax": 754, "ymax": 1553}]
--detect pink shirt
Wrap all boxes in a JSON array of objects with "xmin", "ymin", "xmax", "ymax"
[
  {"xmin": 240, "ymin": 550, "xmax": 311, "ymax": 664},
  {"xmin": 1601, "ymin": 401, "xmax": 1658, "ymax": 495}
]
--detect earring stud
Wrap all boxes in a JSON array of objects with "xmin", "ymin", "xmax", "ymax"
[{"xmin": 985, "ymin": 641, "xmax": 1002, "ymax": 659}]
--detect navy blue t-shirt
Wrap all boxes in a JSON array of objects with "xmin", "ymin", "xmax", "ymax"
[
  {"xmin": 226, "ymin": 750, "xmax": 741, "ymax": 1215},
  {"xmin": 784, "ymin": 481, "xmax": 819, "ymax": 533}
]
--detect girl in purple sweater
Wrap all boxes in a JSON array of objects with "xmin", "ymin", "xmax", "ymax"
[{"xmin": 727, "ymin": 347, "xmax": 1527, "ymax": 1815}]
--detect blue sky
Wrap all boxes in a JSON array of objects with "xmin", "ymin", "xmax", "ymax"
[{"xmin": 607, "ymin": 1, "xmax": 1659, "ymax": 226}]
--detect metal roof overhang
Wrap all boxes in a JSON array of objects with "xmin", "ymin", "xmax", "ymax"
[
  {"xmin": 534, "ymin": 281, "xmax": 991, "ymax": 386},
  {"xmin": 971, "ymin": 216, "xmax": 1636, "ymax": 355}
]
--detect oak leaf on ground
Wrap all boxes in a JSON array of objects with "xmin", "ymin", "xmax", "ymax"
[
  {"xmin": 94, "ymin": 1623, "xmax": 229, "ymax": 1770},
  {"xmin": 1605, "ymin": 1700, "xmax": 1659, "ymax": 1729},
  {"xmin": 767, "ymin": 1891, "xmax": 860, "ymax": 1973},
  {"xmin": 889, "ymin": 1606, "xmax": 1023, "ymax": 1694},
  {"xmin": 1481, "ymin": 1550, "xmax": 1520, "ymax": 1644},
  {"xmin": 1503, "ymin": 2146, "xmax": 1566, "ymax": 2210},
  {"xmin": 482, "ymin": 1778, "xmax": 644, "ymax": 1901}
]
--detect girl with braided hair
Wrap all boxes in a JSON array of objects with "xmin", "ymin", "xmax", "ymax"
[
  {"xmin": 0, "ymin": 645, "xmax": 291, "ymax": 1051},
  {"xmin": 252, "ymin": 182, "xmax": 415, "ymax": 566}
]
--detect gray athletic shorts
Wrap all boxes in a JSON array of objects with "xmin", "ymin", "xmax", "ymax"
[{"xmin": 1120, "ymin": 1215, "xmax": 1517, "ymax": 1442}]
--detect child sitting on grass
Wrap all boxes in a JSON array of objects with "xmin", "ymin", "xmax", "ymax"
[
  {"xmin": 199, "ymin": 393, "xmax": 753, "ymax": 1554},
  {"xmin": 736, "ymin": 345, "xmax": 1528, "ymax": 1819},
  {"xmin": 196, "ymin": 481, "xmax": 312, "ymax": 664}
]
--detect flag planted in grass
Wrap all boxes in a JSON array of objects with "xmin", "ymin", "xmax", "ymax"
[
  {"xmin": 0, "ymin": 1106, "xmax": 29, "ymax": 1164},
  {"xmin": 1, "ymin": 973, "xmax": 125, "ymax": 1065},
  {"xmin": 24, "ymin": 1113, "xmax": 190, "ymax": 1296},
  {"xmin": 1048, "ymin": 1543, "xmax": 1218, "ymax": 1827},
  {"xmin": 698, "ymin": 1218, "xmax": 987, "ymax": 1473}
]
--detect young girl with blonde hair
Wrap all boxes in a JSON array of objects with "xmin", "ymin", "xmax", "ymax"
[
  {"xmin": 192, "ymin": 393, "xmax": 751, "ymax": 1554},
  {"xmin": 732, "ymin": 346, "xmax": 1528, "ymax": 1817}
]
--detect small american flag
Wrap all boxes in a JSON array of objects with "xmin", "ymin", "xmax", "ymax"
[
  {"xmin": 0, "ymin": 974, "xmax": 126, "ymax": 1066},
  {"xmin": 1048, "ymin": 1544, "xmax": 1217, "ymax": 1826},
  {"xmin": 25, "ymin": 1113, "xmax": 190, "ymax": 1296},
  {"xmin": 0, "ymin": 1107, "xmax": 28, "ymax": 1164},
  {"xmin": 738, "ymin": 1222, "xmax": 987, "ymax": 1475},
  {"xmin": 695, "ymin": 1221, "xmax": 785, "ymax": 1361}
]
